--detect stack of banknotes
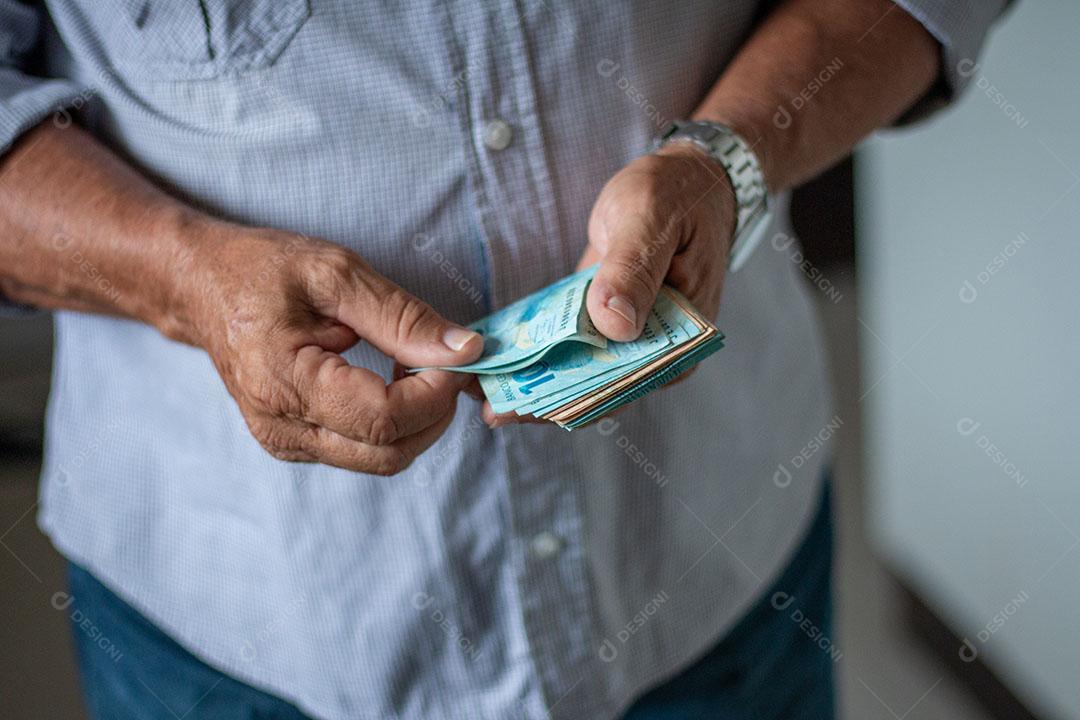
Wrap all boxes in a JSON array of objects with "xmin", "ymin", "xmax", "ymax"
[{"xmin": 419, "ymin": 265, "xmax": 724, "ymax": 430}]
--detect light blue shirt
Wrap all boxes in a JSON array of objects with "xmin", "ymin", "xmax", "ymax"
[{"xmin": 1, "ymin": 2, "xmax": 1003, "ymax": 718}]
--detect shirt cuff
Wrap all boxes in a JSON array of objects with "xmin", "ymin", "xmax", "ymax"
[
  {"xmin": 0, "ymin": 68, "xmax": 87, "ymax": 155},
  {"xmin": 890, "ymin": 0, "xmax": 1012, "ymax": 123}
]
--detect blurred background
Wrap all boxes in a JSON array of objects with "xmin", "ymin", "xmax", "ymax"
[{"xmin": 1, "ymin": 1, "xmax": 1075, "ymax": 718}]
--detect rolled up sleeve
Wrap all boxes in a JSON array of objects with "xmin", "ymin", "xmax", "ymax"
[
  {"xmin": 0, "ymin": 1, "xmax": 87, "ymax": 153},
  {"xmin": 0, "ymin": 1, "xmax": 89, "ymax": 314},
  {"xmin": 891, "ymin": 0, "xmax": 1013, "ymax": 122}
]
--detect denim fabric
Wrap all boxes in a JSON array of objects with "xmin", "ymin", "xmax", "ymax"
[
  {"xmin": 621, "ymin": 482, "xmax": 835, "ymax": 720},
  {"xmin": 70, "ymin": 484, "xmax": 833, "ymax": 720}
]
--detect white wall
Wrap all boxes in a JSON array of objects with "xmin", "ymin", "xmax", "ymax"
[{"xmin": 859, "ymin": 2, "xmax": 1080, "ymax": 718}]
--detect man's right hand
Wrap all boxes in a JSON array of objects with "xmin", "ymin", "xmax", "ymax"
[
  {"xmin": 183, "ymin": 228, "xmax": 483, "ymax": 475},
  {"xmin": 1, "ymin": 123, "xmax": 481, "ymax": 475}
]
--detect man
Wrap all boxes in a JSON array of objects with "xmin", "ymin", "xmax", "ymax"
[{"xmin": 0, "ymin": 1, "xmax": 1004, "ymax": 718}]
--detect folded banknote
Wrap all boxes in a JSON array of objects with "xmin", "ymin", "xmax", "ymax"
[{"xmin": 415, "ymin": 265, "xmax": 724, "ymax": 430}]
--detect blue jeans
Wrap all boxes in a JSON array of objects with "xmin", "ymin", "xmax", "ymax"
[{"xmin": 69, "ymin": 485, "xmax": 834, "ymax": 720}]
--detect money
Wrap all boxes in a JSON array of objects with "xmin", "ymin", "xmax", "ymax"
[
  {"xmin": 418, "ymin": 265, "xmax": 724, "ymax": 430},
  {"xmin": 413, "ymin": 267, "xmax": 604, "ymax": 374}
]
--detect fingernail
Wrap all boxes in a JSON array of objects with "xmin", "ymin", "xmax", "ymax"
[
  {"xmin": 606, "ymin": 295, "xmax": 637, "ymax": 327},
  {"xmin": 443, "ymin": 327, "xmax": 480, "ymax": 352}
]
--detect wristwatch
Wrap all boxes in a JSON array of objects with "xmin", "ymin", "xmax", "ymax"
[{"xmin": 653, "ymin": 120, "xmax": 772, "ymax": 272}]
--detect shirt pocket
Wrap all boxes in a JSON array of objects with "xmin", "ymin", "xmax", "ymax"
[{"xmin": 88, "ymin": 0, "xmax": 310, "ymax": 80}]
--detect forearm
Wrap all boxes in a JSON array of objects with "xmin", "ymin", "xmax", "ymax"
[
  {"xmin": 698, "ymin": 0, "xmax": 939, "ymax": 192},
  {"xmin": 0, "ymin": 121, "xmax": 214, "ymax": 343}
]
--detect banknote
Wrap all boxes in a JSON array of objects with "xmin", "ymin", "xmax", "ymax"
[
  {"xmin": 482, "ymin": 290, "xmax": 685, "ymax": 415},
  {"xmin": 413, "ymin": 266, "xmax": 605, "ymax": 374},
  {"xmin": 414, "ymin": 264, "xmax": 724, "ymax": 429},
  {"xmin": 519, "ymin": 310, "xmax": 700, "ymax": 418},
  {"xmin": 544, "ymin": 290, "xmax": 722, "ymax": 429}
]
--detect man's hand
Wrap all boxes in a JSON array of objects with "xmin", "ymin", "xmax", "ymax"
[
  {"xmin": 480, "ymin": 143, "xmax": 736, "ymax": 427},
  {"xmin": 0, "ymin": 124, "xmax": 483, "ymax": 474},
  {"xmin": 186, "ymin": 228, "xmax": 483, "ymax": 475},
  {"xmin": 579, "ymin": 143, "xmax": 736, "ymax": 342}
]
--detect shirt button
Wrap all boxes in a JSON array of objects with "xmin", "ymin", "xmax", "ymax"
[
  {"xmin": 482, "ymin": 119, "xmax": 513, "ymax": 151},
  {"xmin": 530, "ymin": 531, "xmax": 564, "ymax": 560}
]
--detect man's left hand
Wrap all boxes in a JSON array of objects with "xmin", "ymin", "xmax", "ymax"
[
  {"xmin": 578, "ymin": 143, "xmax": 736, "ymax": 342},
  {"xmin": 481, "ymin": 142, "xmax": 736, "ymax": 427}
]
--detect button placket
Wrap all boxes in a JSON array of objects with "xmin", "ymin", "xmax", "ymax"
[{"xmin": 445, "ymin": 1, "xmax": 608, "ymax": 716}]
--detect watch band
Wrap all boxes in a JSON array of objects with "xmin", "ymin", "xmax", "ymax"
[{"xmin": 653, "ymin": 120, "xmax": 772, "ymax": 272}]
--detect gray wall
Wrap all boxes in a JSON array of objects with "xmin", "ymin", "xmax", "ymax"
[{"xmin": 860, "ymin": 2, "xmax": 1080, "ymax": 718}]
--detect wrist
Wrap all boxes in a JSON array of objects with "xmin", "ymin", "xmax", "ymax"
[
  {"xmin": 687, "ymin": 114, "xmax": 776, "ymax": 271},
  {"xmin": 691, "ymin": 103, "xmax": 782, "ymax": 194},
  {"xmin": 146, "ymin": 206, "xmax": 228, "ymax": 348}
]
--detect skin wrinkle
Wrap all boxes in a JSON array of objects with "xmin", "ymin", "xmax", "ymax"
[{"xmin": 2, "ymin": 0, "xmax": 938, "ymax": 463}]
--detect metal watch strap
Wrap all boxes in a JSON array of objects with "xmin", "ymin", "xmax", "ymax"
[{"xmin": 654, "ymin": 120, "xmax": 771, "ymax": 272}]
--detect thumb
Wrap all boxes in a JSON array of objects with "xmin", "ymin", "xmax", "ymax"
[
  {"xmin": 586, "ymin": 215, "xmax": 676, "ymax": 342},
  {"xmin": 334, "ymin": 267, "xmax": 483, "ymax": 368}
]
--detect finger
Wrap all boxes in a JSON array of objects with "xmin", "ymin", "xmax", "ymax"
[
  {"xmin": 586, "ymin": 211, "xmax": 678, "ymax": 342},
  {"xmin": 664, "ymin": 253, "xmax": 698, "ymax": 299},
  {"xmin": 313, "ymin": 257, "xmax": 484, "ymax": 368},
  {"xmin": 575, "ymin": 244, "xmax": 602, "ymax": 272},
  {"xmin": 307, "ymin": 405, "xmax": 459, "ymax": 475},
  {"xmin": 463, "ymin": 377, "xmax": 484, "ymax": 401},
  {"xmin": 293, "ymin": 346, "xmax": 470, "ymax": 445},
  {"xmin": 309, "ymin": 317, "xmax": 360, "ymax": 353},
  {"xmin": 667, "ymin": 252, "xmax": 722, "ymax": 319}
]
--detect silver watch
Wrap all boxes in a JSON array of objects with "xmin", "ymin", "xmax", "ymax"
[{"xmin": 653, "ymin": 120, "xmax": 771, "ymax": 272}]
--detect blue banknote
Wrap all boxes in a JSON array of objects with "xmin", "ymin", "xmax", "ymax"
[
  {"xmin": 415, "ymin": 266, "xmax": 604, "ymax": 374},
  {"xmin": 411, "ymin": 264, "xmax": 724, "ymax": 429},
  {"xmin": 482, "ymin": 290, "xmax": 692, "ymax": 415}
]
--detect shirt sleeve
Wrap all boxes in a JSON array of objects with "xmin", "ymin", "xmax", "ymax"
[
  {"xmin": 890, "ymin": 0, "xmax": 1013, "ymax": 123},
  {"xmin": 0, "ymin": 1, "xmax": 88, "ymax": 152},
  {"xmin": 1, "ymin": 1, "xmax": 89, "ymax": 314}
]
